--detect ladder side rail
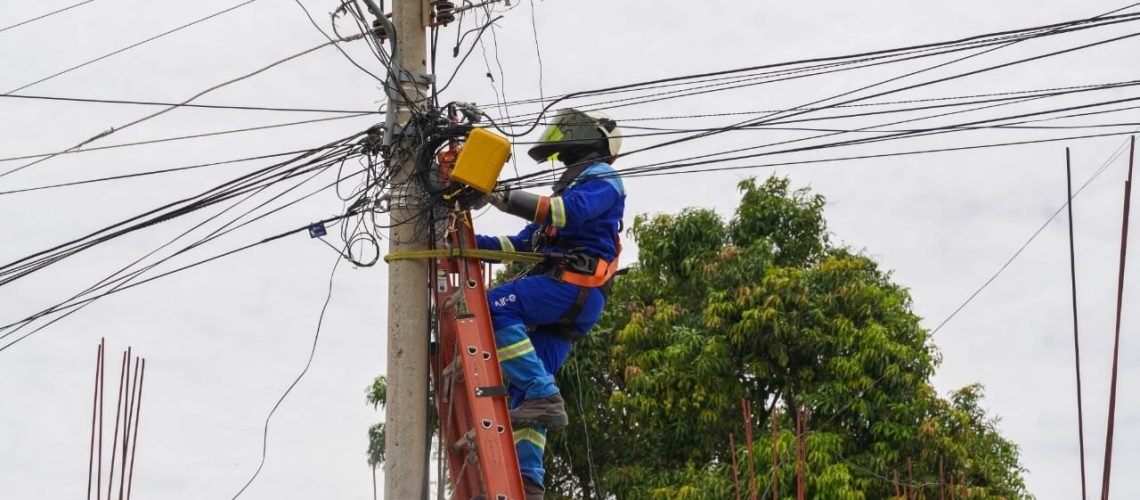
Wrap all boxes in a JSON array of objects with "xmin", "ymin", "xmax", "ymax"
[
  {"xmin": 454, "ymin": 219, "xmax": 526, "ymax": 499},
  {"xmin": 433, "ymin": 256, "xmax": 483, "ymax": 499}
]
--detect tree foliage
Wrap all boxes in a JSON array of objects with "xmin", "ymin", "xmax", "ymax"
[
  {"xmin": 366, "ymin": 375, "xmax": 387, "ymax": 467},
  {"xmin": 544, "ymin": 177, "xmax": 1029, "ymax": 499}
]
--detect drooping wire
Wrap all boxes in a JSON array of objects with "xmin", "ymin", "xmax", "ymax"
[
  {"xmin": 294, "ymin": 0, "xmax": 386, "ymax": 83},
  {"xmin": 527, "ymin": 0, "xmax": 545, "ymax": 107},
  {"xmin": 436, "ymin": 15, "xmax": 503, "ymax": 95},
  {"xmin": 230, "ymin": 248, "xmax": 345, "ymax": 499},
  {"xmin": 476, "ymin": 5, "xmax": 521, "ymax": 182}
]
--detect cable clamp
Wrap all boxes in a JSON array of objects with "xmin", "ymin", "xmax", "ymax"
[
  {"xmin": 388, "ymin": 184, "xmax": 422, "ymax": 209},
  {"xmin": 397, "ymin": 71, "xmax": 435, "ymax": 85}
]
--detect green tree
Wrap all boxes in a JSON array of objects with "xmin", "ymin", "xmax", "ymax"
[
  {"xmin": 543, "ymin": 177, "xmax": 1029, "ymax": 499},
  {"xmin": 366, "ymin": 375, "xmax": 387, "ymax": 468}
]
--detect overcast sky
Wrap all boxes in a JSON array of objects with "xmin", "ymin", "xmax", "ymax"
[{"xmin": 1, "ymin": 0, "xmax": 1138, "ymax": 498}]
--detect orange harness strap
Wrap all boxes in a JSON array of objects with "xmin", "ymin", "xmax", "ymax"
[{"xmin": 558, "ymin": 255, "xmax": 618, "ymax": 288}]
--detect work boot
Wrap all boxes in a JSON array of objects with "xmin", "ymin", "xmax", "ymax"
[
  {"xmin": 510, "ymin": 393, "xmax": 568, "ymax": 428},
  {"xmin": 522, "ymin": 476, "xmax": 545, "ymax": 500}
]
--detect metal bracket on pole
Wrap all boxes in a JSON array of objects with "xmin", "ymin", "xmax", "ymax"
[
  {"xmin": 397, "ymin": 71, "xmax": 435, "ymax": 86},
  {"xmin": 389, "ymin": 183, "xmax": 424, "ymax": 209}
]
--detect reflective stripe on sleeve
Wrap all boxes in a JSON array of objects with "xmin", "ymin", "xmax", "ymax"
[
  {"xmin": 550, "ymin": 196, "xmax": 567, "ymax": 228},
  {"xmin": 497, "ymin": 338, "xmax": 535, "ymax": 362}
]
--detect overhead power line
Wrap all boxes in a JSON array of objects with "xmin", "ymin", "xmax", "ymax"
[
  {"xmin": 0, "ymin": 150, "xmax": 312, "ymax": 196},
  {"xmin": 606, "ymin": 10, "xmax": 1140, "ymax": 168},
  {"xmin": 615, "ymin": 130, "xmax": 1140, "ymax": 181},
  {"xmin": 0, "ymin": 30, "xmax": 373, "ymax": 181},
  {"xmin": 0, "ymin": 113, "xmax": 374, "ymax": 163},
  {"xmin": 501, "ymin": 21, "xmax": 1140, "ymax": 187},
  {"xmin": 3, "ymin": 0, "xmax": 262, "ymax": 94},
  {"xmin": 0, "ymin": 93, "xmax": 377, "ymax": 114},
  {"xmin": 0, "ymin": 133, "xmax": 364, "ymax": 289},
  {"xmin": 479, "ymin": 11, "xmax": 1140, "ymax": 127},
  {"xmin": 0, "ymin": 0, "xmax": 100, "ymax": 35},
  {"xmin": 0, "ymin": 211, "xmax": 357, "ymax": 354},
  {"xmin": 524, "ymin": 80, "xmax": 1140, "ymax": 126},
  {"xmin": 0, "ymin": 140, "xmax": 378, "ymax": 352}
]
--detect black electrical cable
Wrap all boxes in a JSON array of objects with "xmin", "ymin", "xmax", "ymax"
[
  {"xmin": 499, "ymin": 78, "xmax": 1140, "ymax": 145},
  {"xmin": 0, "ymin": 34, "xmax": 371, "ymax": 180},
  {"xmin": 501, "ymin": 21, "xmax": 1140, "ymax": 187},
  {"xmin": 0, "ymin": 150, "xmax": 314, "ymax": 196},
  {"xmin": 0, "ymin": 212, "xmax": 357, "ymax": 354},
  {"xmin": 507, "ymin": 90, "xmax": 1140, "ymax": 190},
  {"xmin": 4, "ymin": 0, "xmax": 263, "ymax": 94},
  {"xmin": 0, "ymin": 113, "xmax": 374, "ymax": 163},
  {"xmin": 0, "ymin": 156, "xmax": 375, "ymax": 347},
  {"xmin": 0, "ymin": 93, "xmax": 376, "ymax": 114},
  {"xmin": 0, "ymin": 0, "xmax": 100, "ymax": 34},
  {"xmin": 0, "ymin": 133, "xmax": 364, "ymax": 287},
  {"xmin": 488, "ymin": 12, "xmax": 1139, "ymax": 116},
  {"xmin": 436, "ymin": 15, "xmax": 503, "ymax": 95},
  {"xmin": 480, "ymin": 5, "xmax": 1140, "ymax": 182},
  {"xmin": 502, "ymin": 88, "xmax": 1140, "ymax": 190},
  {"xmin": 599, "ymin": 81, "xmax": 1140, "ymax": 179},
  {"xmin": 518, "ymin": 96, "xmax": 1140, "ymax": 188},
  {"xmin": 612, "ymin": 129, "xmax": 1140, "ymax": 181},
  {"xmin": 230, "ymin": 250, "xmax": 343, "ymax": 500},
  {"xmin": 479, "ymin": 11, "xmax": 1140, "ymax": 139},
  {"xmin": 600, "ymin": 9, "xmax": 1140, "ymax": 171},
  {"xmin": 492, "ymin": 79, "xmax": 1140, "ymax": 131},
  {"xmin": 496, "ymin": 79, "xmax": 1140, "ymax": 133},
  {"xmin": 486, "ymin": 30, "xmax": 1063, "ymax": 126},
  {"xmin": 293, "ymin": 0, "xmax": 386, "ymax": 83},
  {"xmin": 517, "ymin": 120, "xmax": 1140, "ymax": 144},
  {"xmin": 0, "ymin": 162, "xmax": 346, "ymax": 339}
]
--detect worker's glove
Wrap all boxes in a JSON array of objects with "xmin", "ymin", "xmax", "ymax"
[
  {"xmin": 468, "ymin": 189, "xmax": 508, "ymax": 211},
  {"xmin": 487, "ymin": 189, "xmax": 510, "ymax": 211}
]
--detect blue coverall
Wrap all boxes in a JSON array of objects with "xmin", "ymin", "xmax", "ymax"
[{"xmin": 475, "ymin": 161, "xmax": 626, "ymax": 487}]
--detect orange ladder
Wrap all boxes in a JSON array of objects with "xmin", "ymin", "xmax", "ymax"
[{"xmin": 430, "ymin": 210, "xmax": 526, "ymax": 500}]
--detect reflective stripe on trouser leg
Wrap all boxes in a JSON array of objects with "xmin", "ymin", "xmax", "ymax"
[
  {"xmin": 513, "ymin": 426, "xmax": 547, "ymax": 487},
  {"xmin": 494, "ymin": 324, "xmax": 559, "ymax": 400}
]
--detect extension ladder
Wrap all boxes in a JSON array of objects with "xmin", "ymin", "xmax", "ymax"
[{"xmin": 430, "ymin": 211, "xmax": 526, "ymax": 500}]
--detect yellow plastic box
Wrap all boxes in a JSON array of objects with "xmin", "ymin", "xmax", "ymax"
[{"xmin": 451, "ymin": 128, "xmax": 511, "ymax": 194}]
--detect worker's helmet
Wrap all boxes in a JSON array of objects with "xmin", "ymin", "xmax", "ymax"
[{"xmin": 527, "ymin": 108, "xmax": 622, "ymax": 163}]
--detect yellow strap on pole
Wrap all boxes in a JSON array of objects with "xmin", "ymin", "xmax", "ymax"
[{"xmin": 383, "ymin": 248, "xmax": 546, "ymax": 264}]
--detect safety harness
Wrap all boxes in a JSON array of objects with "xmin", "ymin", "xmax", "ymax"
[{"xmin": 530, "ymin": 235, "xmax": 622, "ymax": 343}]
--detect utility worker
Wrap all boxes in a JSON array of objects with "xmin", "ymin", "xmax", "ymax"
[{"xmin": 476, "ymin": 108, "xmax": 624, "ymax": 499}]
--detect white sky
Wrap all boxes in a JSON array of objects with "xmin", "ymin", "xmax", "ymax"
[{"xmin": 1, "ymin": 0, "xmax": 1138, "ymax": 498}]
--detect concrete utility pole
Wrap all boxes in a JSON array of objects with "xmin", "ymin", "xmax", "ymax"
[{"xmin": 385, "ymin": 0, "xmax": 430, "ymax": 498}]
